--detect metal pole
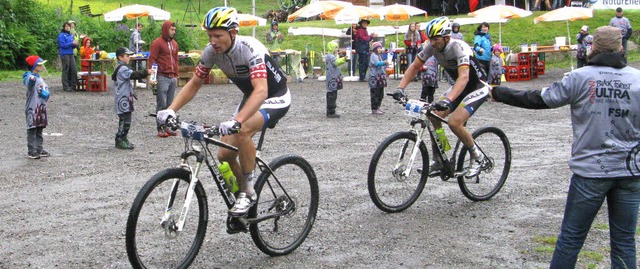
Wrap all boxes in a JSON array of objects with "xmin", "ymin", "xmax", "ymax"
[{"xmin": 252, "ymin": 0, "xmax": 256, "ymax": 37}]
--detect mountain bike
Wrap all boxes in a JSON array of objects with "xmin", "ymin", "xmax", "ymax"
[
  {"xmin": 125, "ymin": 117, "xmax": 319, "ymax": 268},
  {"xmin": 368, "ymin": 95, "xmax": 511, "ymax": 213}
]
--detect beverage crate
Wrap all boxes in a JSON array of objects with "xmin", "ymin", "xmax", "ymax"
[
  {"xmin": 537, "ymin": 61, "xmax": 545, "ymax": 75},
  {"xmin": 504, "ymin": 66, "xmax": 519, "ymax": 82},
  {"xmin": 518, "ymin": 65, "xmax": 531, "ymax": 81}
]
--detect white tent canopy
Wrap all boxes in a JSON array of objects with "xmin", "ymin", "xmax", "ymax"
[{"xmin": 103, "ymin": 4, "xmax": 170, "ymax": 22}]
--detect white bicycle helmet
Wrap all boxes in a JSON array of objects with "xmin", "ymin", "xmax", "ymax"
[{"xmin": 202, "ymin": 7, "xmax": 239, "ymax": 30}]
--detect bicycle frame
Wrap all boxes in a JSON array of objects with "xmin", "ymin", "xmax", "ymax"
[
  {"xmin": 160, "ymin": 119, "xmax": 295, "ymax": 233},
  {"xmin": 403, "ymin": 99, "xmax": 467, "ymax": 180}
]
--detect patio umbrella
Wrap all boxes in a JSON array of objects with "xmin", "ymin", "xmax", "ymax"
[
  {"xmin": 467, "ymin": 4, "xmax": 532, "ymax": 44},
  {"xmin": 287, "ymin": 0, "xmax": 353, "ymax": 22},
  {"xmin": 237, "ymin": 13, "xmax": 267, "ymax": 27},
  {"xmin": 534, "ymin": 7, "xmax": 594, "ymax": 70},
  {"xmin": 376, "ymin": 4, "xmax": 428, "ymax": 45},
  {"xmin": 330, "ymin": 6, "xmax": 381, "ymax": 78},
  {"xmin": 104, "ymin": 4, "xmax": 171, "ymax": 52}
]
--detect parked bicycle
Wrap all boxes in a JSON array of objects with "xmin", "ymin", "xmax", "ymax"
[
  {"xmin": 126, "ymin": 116, "xmax": 319, "ymax": 268},
  {"xmin": 368, "ymin": 94, "xmax": 512, "ymax": 213}
]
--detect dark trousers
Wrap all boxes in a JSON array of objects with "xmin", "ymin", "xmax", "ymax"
[
  {"xmin": 27, "ymin": 127, "xmax": 44, "ymax": 155},
  {"xmin": 60, "ymin": 54, "xmax": 77, "ymax": 91},
  {"xmin": 370, "ymin": 87, "xmax": 384, "ymax": 110},
  {"xmin": 326, "ymin": 91, "xmax": 338, "ymax": 115},
  {"xmin": 421, "ymin": 86, "xmax": 436, "ymax": 103},
  {"xmin": 358, "ymin": 51, "xmax": 369, "ymax": 81},
  {"xmin": 116, "ymin": 112, "xmax": 132, "ymax": 140}
]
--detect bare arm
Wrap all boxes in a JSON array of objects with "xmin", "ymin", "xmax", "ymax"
[{"xmin": 397, "ymin": 57, "xmax": 426, "ymax": 89}]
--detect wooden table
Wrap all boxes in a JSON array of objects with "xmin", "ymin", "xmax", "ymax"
[{"xmin": 84, "ymin": 59, "xmax": 114, "ymax": 92}]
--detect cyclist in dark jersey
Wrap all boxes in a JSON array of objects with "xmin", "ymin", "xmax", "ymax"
[
  {"xmin": 393, "ymin": 16, "xmax": 490, "ymax": 177},
  {"xmin": 157, "ymin": 7, "xmax": 291, "ymax": 216}
]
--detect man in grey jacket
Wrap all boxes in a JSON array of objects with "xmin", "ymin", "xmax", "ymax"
[{"xmin": 492, "ymin": 26, "xmax": 640, "ymax": 269}]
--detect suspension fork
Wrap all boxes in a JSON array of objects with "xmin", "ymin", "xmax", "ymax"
[{"xmin": 161, "ymin": 159, "xmax": 204, "ymax": 232}]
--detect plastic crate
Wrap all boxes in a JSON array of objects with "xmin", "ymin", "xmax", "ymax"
[
  {"xmin": 517, "ymin": 53, "xmax": 529, "ymax": 66},
  {"xmin": 537, "ymin": 61, "xmax": 545, "ymax": 75},
  {"xmin": 518, "ymin": 65, "xmax": 531, "ymax": 81},
  {"xmin": 86, "ymin": 75, "xmax": 107, "ymax": 92},
  {"xmin": 504, "ymin": 66, "xmax": 519, "ymax": 82}
]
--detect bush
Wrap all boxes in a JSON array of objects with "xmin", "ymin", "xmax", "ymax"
[{"xmin": 0, "ymin": 0, "xmax": 197, "ymax": 71}]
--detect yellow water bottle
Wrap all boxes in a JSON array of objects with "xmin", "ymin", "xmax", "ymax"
[
  {"xmin": 218, "ymin": 162, "xmax": 239, "ymax": 193},
  {"xmin": 436, "ymin": 128, "xmax": 451, "ymax": 151}
]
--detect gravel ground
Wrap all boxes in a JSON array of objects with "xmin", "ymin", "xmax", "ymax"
[{"xmin": 1, "ymin": 62, "xmax": 639, "ymax": 269}]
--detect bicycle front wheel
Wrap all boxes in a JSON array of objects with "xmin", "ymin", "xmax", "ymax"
[
  {"xmin": 249, "ymin": 154, "xmax": 319, "ymax": 256},
  {"xmin": 456, "ymin": 126, "xmax": 511, "ymax": 201},
  {"xmin": 126, "ymin": 168, "xmax": 208, "ymax": 269},
  {"xmin": 368, "ymin": 131, "xmax": 429, "ymax": 213}
]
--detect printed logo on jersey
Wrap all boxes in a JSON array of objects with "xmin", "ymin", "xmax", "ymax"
[
  {"xmin": 588, "ymin": 80, "xmax": 597, "ymax": 104},
  {"xmin": 265, "ymin": 59, "xmax": 283, "ymax": 82}
]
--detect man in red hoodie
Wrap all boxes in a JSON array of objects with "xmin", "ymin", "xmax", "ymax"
[{"xmin": 148, "ymin": 21, "xmax": 179, "ymax": 137}]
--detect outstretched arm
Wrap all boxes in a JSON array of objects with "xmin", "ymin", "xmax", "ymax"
[{"xmin": 492, "ymin": 86, "xmax": 551, "ymax": 109}]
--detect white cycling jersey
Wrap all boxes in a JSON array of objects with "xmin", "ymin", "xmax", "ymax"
[{"xmin": 195, "ymin": 35, "xmax": 288, "ymax": 98}]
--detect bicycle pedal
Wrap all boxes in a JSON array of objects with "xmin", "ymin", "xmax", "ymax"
[{"xmin": 226, "ymin": 216, "xmax": 248, "ymax": 234}]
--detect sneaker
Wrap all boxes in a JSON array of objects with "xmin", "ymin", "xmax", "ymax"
[
  {"xmin": 327, "ymin": 113, "xmax": 341, "ymax": 118},
  {"xmin": 39, "ymin": 150, "xmax": 50, "ymax": 157},
  {"xmin": 466, "ymin": 155, "xmax": 488, "ymax": 178},
  {"xmin": 115, "ymin": 139, "xmax": 134, "ymax": 150},
  {"xmin": 28, "ymin": 152, "xmax": 40, "ymax": 159},
  {"xmin": 157, "ymin": 131, "xmax": 169, "ymax": 138},
  {"xmin": 372, "ymin": 109, "xmax": 385, "ymax": 115},
  {"xmin": 429, "ymin": 160, "xmax": 443, "ymax": 174},
  {"xmin": 229, "ymin": 192, "xmax": 257, "ymax": 216}
]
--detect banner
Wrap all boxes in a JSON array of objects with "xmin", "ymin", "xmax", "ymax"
[{"xmin": 590, "ymin": 0, "xmax": 640, "ymax": 9}]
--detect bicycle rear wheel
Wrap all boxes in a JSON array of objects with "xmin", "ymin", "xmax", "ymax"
[
  {"xmin": 249, "ymin": 154, "xmax": 319, "ymax": 256},
  {"xmin": 456, "ymin": 126, "xmax": 511, "ymax": 201},
  {"xmin": 126, "ymin": 168, "xmax": 208, "ymax": 269},
  {"xmin": 368, "ymin": 131, "xmax": 429, "ymax": 213}
]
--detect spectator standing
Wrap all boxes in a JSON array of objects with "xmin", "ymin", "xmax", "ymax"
[
  {"xmin": 576, "ymin": 25, "xmax": 593, "ymax": 68},
  {"xmin": 265, "ymin": 21, "xmax": 284, "ymax": 51},
  {"xmin": 473, "ymin": 22, "xmax": 492, "ymax": 78},
  {"xmin": 69, "ymin": 21, "xmax": 79, "ymax": 60},
  {"xmin": 533, "ymin": 0, "xmax": 552, "ymax": 10},
  {"xmin": 451, "ymin": 22, "xmax": 464, "ymax": 40},
  {"xmin": 492, "ymin": 26, "xmax": 640, "ymax": 269},
  {"xmin": 355, "ymin": 19, "xmax": 375, "ymax": 82},
  {"xmin": 324, "ymin": 40, "xmax": 347, "ymax": 118},
  {"xmin": 112, "ymin": 47, "xmax": 152, "ymax": 150},
  {"xmin": 345, "ymin": 23, "xmax": 359, "ymax": 76},
  {"xmin": 609, "ymin": 7, "xmax": 632, "ymax": 59},
  {"xmin": 420, "ymin": 56, "xmax": 439, "ymax": 103},
  {"xmin": 368, "ymin": 42, "xmax": 387, "ymax": 115},
  {"xmin": 148, "ymin": 20, "xmax": 179, "ymax": 137},
  {"xmin": 22, "ymin": 55, "xmax": 50, "ymax": 159},
  {"xmin": 129, "ymin": 23, "xmax": 144, "ymax": 54},
  {"xmin": 79, "ymin": 37, "xmax": 94, "ymax": 72},
  {"xmin": 57, "ymin": 21, "xmax": 78, "ymax": 92},
  {"xmin": 488, "ymin": 44, "xmax": 503, "ymax": 85},
  {"xmin": 404, "ymin": 22, "xmax": 421, "ymax": 69}
]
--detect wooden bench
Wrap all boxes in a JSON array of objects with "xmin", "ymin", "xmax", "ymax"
[{"xmin": 79, "ymin": 5, "xmax": 102, "ymax": 17}]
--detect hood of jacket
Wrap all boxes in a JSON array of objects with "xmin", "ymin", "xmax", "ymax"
[
  {"xmin": 161, "ymin": 20, "xmax": 174, "ymax": 41},
  {"xmin": 588, "ymin": 52, "xmax": 626, "ymax": 68}
]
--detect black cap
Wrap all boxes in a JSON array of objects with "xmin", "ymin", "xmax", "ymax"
[
  {"xmin": 616, "ymin": 7, "xmax": 622, "ymax": 12},
  {"xmin": 116, "ymin": 47, "xmax": 134, "ymax": 57},
  {"xmin": 358, "ymin": 19, "xmax": 371, "ymax": 25}
]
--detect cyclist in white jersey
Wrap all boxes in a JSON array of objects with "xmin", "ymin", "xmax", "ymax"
[
  {"xmin": 393, "ymin": 16, "xmax": 490, "ymax": 177},
  {"xmin": 157, "ymin": 7, "xmax": 291, "ymax": 216}
]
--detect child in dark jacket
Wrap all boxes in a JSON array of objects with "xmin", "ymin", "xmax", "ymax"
[
  {"xmin": 324, "ymin": 40, "xmax": 347, "ymax": 118},
  {"xmin": 368, "ymin": 42, "xmax": 388, "ymax": 115},
  {"xmin": 23, "ymin": 55, "xmax": 50, "ymax": 159},
  {"xmin": 488, "ymin": 44, "xmax": 504, "ymax": 86},
  {"xmin": 112, "ymin": 47, "xmax": 152, "ymax": 150}
]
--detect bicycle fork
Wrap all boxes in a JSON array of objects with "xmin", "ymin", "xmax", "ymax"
[{"xmin": 161, "ymin": 160, "xmax": 203, "ymax": 234}]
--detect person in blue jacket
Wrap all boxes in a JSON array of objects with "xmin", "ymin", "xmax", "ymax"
[
  {"xmin": 57, "ymin": 21, "xmax": 78, "ymax": 92},
  {"xmin": 473, "ymin": 22, "xmax": 492, "ymax": 79}
]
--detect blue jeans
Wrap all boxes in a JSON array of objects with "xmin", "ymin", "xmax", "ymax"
[{"xmin": 550, "ymin": 174, "xmax": 640, "ymax": 269}]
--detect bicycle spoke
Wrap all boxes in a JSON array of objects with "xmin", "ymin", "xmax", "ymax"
[{"xmin": 457, "ymin": 127, "xmax": 511, "ymax": 201}]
